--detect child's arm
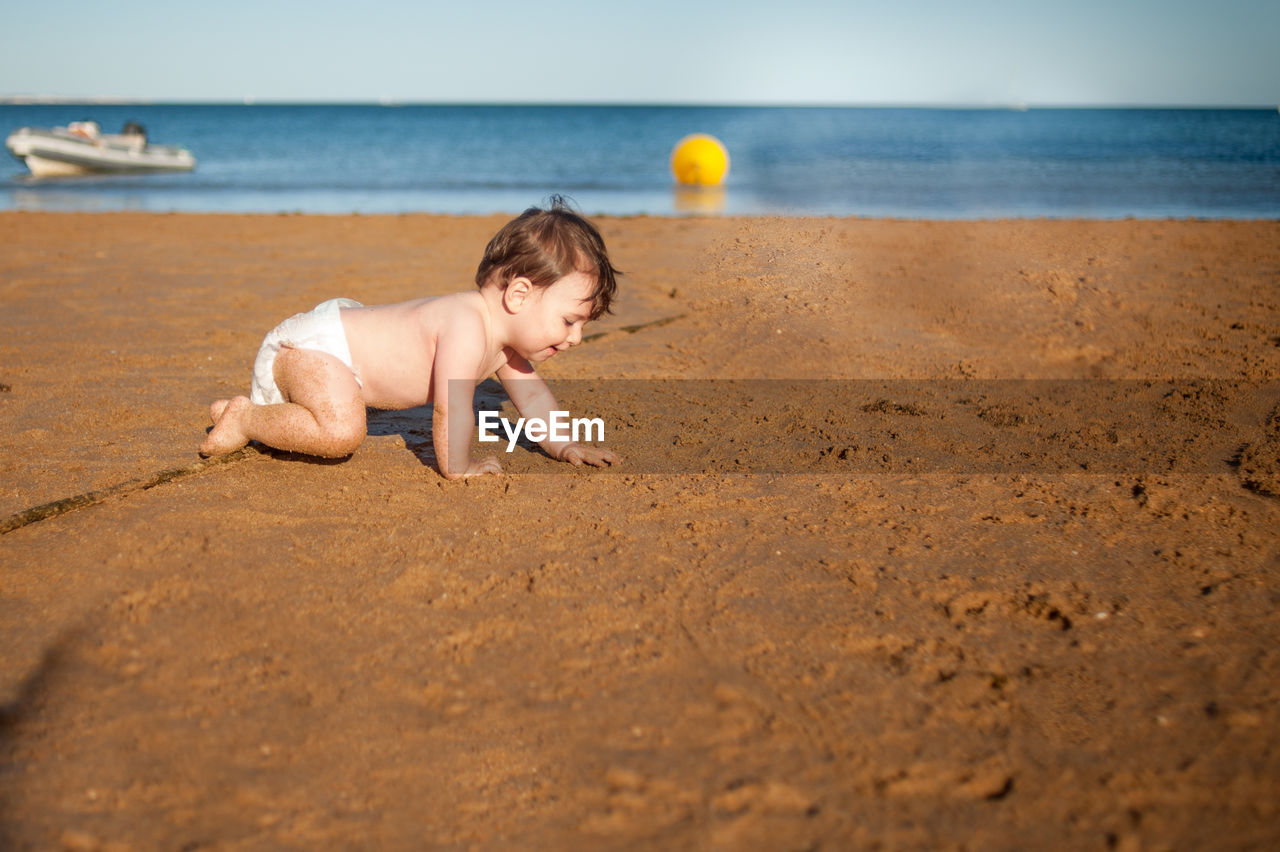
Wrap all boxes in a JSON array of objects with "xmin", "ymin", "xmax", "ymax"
[
  {"xmin": 497, "ymin": 355, "xmax": 618, "ymax": 468},
  {"xmin": 432, "ymin": 317, "xmax": 502, "ymax": 480}
]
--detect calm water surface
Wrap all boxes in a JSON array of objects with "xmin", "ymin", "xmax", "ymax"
[{"xmin": 3, "ymin": 104, "xmax": 1278, "ymax": 218}]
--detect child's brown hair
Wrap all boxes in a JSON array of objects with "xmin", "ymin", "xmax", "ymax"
[{"xmin": 475, "ymin": 195, "xmax": 619, "ymax": 320}]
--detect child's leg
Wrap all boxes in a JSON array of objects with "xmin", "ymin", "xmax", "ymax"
[{"xmin": 200, "ymin": 348, "xmax": 366, "ymax": 458}]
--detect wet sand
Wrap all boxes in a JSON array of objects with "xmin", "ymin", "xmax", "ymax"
[{"xmin": 2, "ymin": 212, "xmax": 1279, "ymax": 850}]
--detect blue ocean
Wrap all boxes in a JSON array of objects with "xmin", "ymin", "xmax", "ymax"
[{"xmin": 2, "ymin": 104, "xmax": 1278, "ymax": 218}]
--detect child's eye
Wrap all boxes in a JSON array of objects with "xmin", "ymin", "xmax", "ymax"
[{"xmin": 563, "ymin": 318, "xmax": 573, "ymax": 327}]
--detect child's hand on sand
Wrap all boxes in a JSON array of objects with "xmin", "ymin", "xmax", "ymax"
[
  {"xmin": 557, "ymin": 443, "xmax": 619, "ymax": 468},
  {"xmin": 463, "ymin": 455, "xmax": 504, "ymax": 477}
]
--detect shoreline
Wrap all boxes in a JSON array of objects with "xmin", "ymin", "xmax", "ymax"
[{"xmin": 5, "ymin": 208, "xmax": 1280, "ymax": 221}]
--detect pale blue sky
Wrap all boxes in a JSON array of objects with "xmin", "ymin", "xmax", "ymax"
[{"xmin": 3, "ymin": 0, "xmax": 1276, "ymax": 105}]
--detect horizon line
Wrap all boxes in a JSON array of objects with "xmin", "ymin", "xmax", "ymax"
[{"xmin": 2, "ymin": 96, "xmax": 1278, "ymax": 111}]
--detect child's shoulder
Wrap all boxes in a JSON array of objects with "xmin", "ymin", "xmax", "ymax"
[
  {"xmin": 406, "ymin": 291, "xmax": 489, "ymax": 351},
  {"xmin": 385, "ymin": 291, "xmax": 476, "ymax": 324},
  {"xmin": 417, "ymin": 290, "xmax": 485, "ymax": 328}
]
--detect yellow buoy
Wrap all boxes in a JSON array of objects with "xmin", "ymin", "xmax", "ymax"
[{"xmin": 670, "ymin": 134, "xmax": 729, "ymax": 186}]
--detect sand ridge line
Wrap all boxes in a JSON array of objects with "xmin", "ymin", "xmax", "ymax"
[
  {"xmin": 0, "ymin": 446, "xmax": 263, "ymax": 536},
  {"xmin": 584, "ymin": 313, "xmax": 686, "ymax": 343}
]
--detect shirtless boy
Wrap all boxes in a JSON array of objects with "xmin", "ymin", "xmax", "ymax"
[{"xmin": 199, "ymin": 198, "xmax": 620, "ymax": 479}]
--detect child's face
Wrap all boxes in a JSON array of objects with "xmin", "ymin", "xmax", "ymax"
[{"xmin": 511, "ymin": 270, "xmax": 596, "ymax": 362}]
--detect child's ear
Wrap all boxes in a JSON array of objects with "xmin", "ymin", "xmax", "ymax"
[{"xmin": 502, "ymin": 276, "xmax": 534, "ymax": 312}]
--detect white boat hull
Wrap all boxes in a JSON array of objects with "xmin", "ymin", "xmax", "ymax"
[
  {"xmin": 19, "ymin": 154, "xmax": 96, "ymax": 177},
  {"xmin": 5, "ymin": 126, "xmax": 196, "ymax": 176}
]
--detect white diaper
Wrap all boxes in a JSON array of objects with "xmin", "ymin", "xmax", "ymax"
[{"xmin": 249, "ymin": 298, "xmax": 363, "ymax": 405}]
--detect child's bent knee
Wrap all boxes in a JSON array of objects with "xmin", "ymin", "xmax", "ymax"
[
  {"xmin": 330, "ymin": 425, "xmax": 366, "ymax": 457},
  {"xmin": 316, "ymin": 437, "xmax": 364, "ymax": 458},
  {"xmin": 317, "ymin": 410, "xmax": 366, "ymax": 457}
]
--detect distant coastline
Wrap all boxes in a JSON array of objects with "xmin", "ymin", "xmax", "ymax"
[
  {"xmin": 3, "ymin": 96, "xmax": 1278, "ymax": 110},
  {"xmin": 0, "ymin": 95, "xmax": 153, "ymax": 105},
  {"xmin": 0, "ymin": 94, "xmax": 158, "ymax": 105}
]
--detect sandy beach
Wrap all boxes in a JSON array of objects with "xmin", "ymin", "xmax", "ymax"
[{"xmin": 2, "ymin": 211, "xmax": 1279, "ymax": 850}]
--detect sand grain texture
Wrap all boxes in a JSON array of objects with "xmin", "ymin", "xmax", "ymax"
[{"xmin": 2, "ymin": 212, "xmax": 1279, "ymax": 850}]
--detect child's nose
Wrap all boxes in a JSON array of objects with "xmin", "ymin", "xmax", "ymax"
[{"xmin": 566, "ymin": 324, "xmax": 582, "ymax": 346}]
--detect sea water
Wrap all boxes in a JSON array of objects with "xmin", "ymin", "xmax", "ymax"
[{"xmin": 2, "ymin": 103, "xmax": 1278, "ymax": 218}]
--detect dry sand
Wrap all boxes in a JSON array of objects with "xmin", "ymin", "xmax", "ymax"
[{"xmin": 1, "ymin": 212, "xmax": 1278, "ymax": 850}]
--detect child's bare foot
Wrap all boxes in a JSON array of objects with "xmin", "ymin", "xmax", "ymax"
[
  {"xmin": 199, "ymin": 396, "xmax": 252, "ymax": 457},
  {"xmin": 209, "ymin": 398, "xmax": 230, "ymax": 425}
]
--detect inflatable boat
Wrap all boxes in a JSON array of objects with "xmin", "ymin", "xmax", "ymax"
[{"xmin": 5, "ymin": 121, "xmax": 196, "ymax": 177}]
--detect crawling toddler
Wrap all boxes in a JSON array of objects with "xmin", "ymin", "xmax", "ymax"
[{"xmin": 199, "ymin": 198, "xmax": 620, "ymax": 478}]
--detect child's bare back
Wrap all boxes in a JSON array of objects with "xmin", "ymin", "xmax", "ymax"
[
  {"xmin": 199, "ymin": 198, "xmax": 620, "ymax": 479},
  {"xmin": 339, "ymin": 293, "xmax": 503, "ymax": 410}
]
